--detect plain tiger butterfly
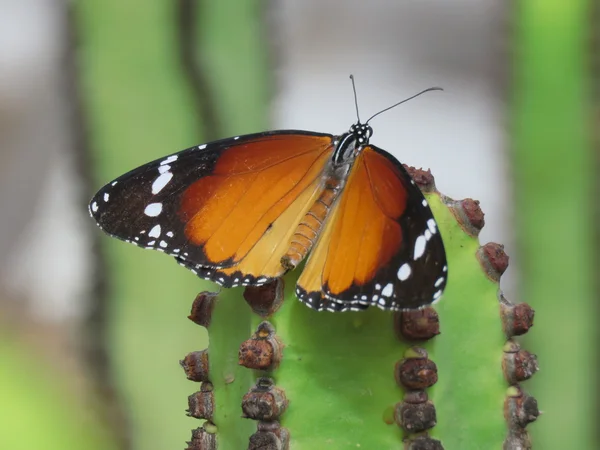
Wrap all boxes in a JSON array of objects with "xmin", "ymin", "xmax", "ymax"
[{"xmin": 89, "ymin": 78, "xmax": 448, "ymax": 312}]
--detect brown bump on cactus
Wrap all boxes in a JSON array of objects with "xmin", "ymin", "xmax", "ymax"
[
  {"xmin": 187, "ymin": 382, "xmax": 215, "ymax": 420},
  {"xmin": 243, "ymin": 278, "xmax": 285, "ymax": 317},
  {"xmin": 402, "ymin": 165, "xmax": 437, "ymax": 192},
  {"xmin": 404, "ymin": 434, "xmax": 444, "ymax": 450},
  {"xmin": 404, "ymin": 389, "xmax": 429, "ymax": 404},
  {"xmin": 504, "ymin": 386, "xmax": 541, "ymax": 428},
  {"xmin": 499, "ymin": 293, "xmax": 535, "ymax": 337},
  {"xmin": 394, "ymin": 398, "xmax": 437, "ymax": 433},
  {"xmin": 503, "ymin": 428, "xmax": 533, "ymax": 450},
  {"xmin": 477, "ymin": 242, "xmax": 509, "ymax": 282},
  {"xmin": 188, "ymin": 291, "xmax": 218, "ymax": 327},
  {"xmin": 502, "ymin": 343, "xmax": 539, "ymax": 385},
  {"xmin": 186, "ymin": 424, "xmax": 217, "ymax": 450},
  {"xmin": 239, "ymin": 322, "xmax": 283, "ymax": 370},
  {"xmin": 394, "ymin": 307, "xmax": 440, "ymax": 341},
  {"xmin": 248, "ymin": 421, "xmax": 290, "ymax": 450},
  {"xmin": 242, "ymin": 377, "xmax": 288, "ymax": 421},
  {"xmin": 395, "ymin": 347, "xmax": 438, "ymax": 389},
  {"xmin": 447, "ymin": 197, "xmax": 485, "ymax": 237},
  {"xmin": 180, "ymin": 350, "xmax": 210, "ymax": 382}
]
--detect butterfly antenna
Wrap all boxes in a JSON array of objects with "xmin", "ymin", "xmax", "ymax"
[
  {"xmin": 366, "ymin": 87, "xmax": 443, "ymax": 124},
  {"xmin": 349, "ymin": 74, "xmax": 361, "ymax": 123}
]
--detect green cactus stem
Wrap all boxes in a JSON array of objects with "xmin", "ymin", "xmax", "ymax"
[
  {"xmin": 185, "ymin": 170, "xmax": 538, "ymax": 449},
  {"xmin": 511, "ymin": 1, "xmax": 595, "ymax": 449}
]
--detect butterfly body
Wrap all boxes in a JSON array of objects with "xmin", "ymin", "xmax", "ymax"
[{"xmin": 90, "ymin": 123, "xmax": 447, "ymax": 312}]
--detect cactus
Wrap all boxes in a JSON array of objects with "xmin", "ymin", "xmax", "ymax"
[
  {"xmin": 510, "ymin": 1, "xmax": 595, "ymax": 449},
  {"xmin": 182, "ymin": 169, "xmax": 539, "ymax": 449}
]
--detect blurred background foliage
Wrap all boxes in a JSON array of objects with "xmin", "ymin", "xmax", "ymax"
[{"xmin": 0, "ymin": 1, "xmax": 595, "ymax": 449}]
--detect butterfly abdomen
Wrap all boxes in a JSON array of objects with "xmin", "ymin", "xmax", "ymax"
[{"xmin": 281, "ymin": 177, "xmax": 342, "ymax": 270}]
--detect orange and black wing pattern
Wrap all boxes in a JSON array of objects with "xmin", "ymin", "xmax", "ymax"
[
  {"xmin": 90, "ymin": 131, "xmax": 333, "ymax": 287},
  {"xmin": 296, "ymin": 145, "xmax": 447, "ymax": 312}
]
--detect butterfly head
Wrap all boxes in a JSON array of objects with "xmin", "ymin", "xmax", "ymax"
[{"xmin": 349, "ymin": 122, "xmax": 373, "ymax": 145}]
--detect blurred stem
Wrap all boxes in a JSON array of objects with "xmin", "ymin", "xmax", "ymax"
[
  {"xmin": 177, "ymin": 0, "xmax": 222, "ymax": 141},
  {"xmin": 0, "ymin": 335, "xmax": 119, "ymax": 450},
  {"xmin": 511, "ymin": 1, "xmax": 595, "ymax": 448},
  {"xmin": 77, "ymin": 0, "xmax": 270, "ymax": 448},
  {"xmin": 66, "ymin": 3, "xmax": 130, "ymax": 447}
]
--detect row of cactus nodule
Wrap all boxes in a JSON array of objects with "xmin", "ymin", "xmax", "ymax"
[{"xmin": 179, "ymin": 167, "xmax": 539, "ymax": 449}]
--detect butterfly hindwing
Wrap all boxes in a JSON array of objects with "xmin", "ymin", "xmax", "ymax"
[
  {"xmin": 297, "ymin": 144, "xmax": 447, "ymax": 312},
  {"xmin": 90, "ymin": 131, "xmax": 334, "ymax": 286}
]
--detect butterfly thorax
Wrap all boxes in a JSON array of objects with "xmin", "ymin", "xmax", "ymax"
[
  {"xmin": 331, "ymin": 123, "xmax": 373, "ymax": 166},
  {"xmin": 281, "ymin": 125, "xmax": 373, "ymax": 271}
]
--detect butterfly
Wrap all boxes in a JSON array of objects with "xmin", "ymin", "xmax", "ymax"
[{"xmin": 89, "ymin": 81, "xmax": 447, "ymax": 312}]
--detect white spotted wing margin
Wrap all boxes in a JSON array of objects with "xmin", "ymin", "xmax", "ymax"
[
  {"xmin": 299, "ymin": 144, "xmax": 448, "ymax": 313},
  {"xmin": 88, "ymin": 130, "xmax": 332, "ymax": 270}
]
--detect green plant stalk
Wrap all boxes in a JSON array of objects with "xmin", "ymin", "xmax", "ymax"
[
  {"xmin": 511, "ymin": 1, "xmax": 595, "ymax": 448},
  {"xmin": 78, "ymin": 0, "xmax": 269, "ymax": 448},
  {"xmin": 208, "ymin": 191, "xmax": 507, "ymax": 448}
]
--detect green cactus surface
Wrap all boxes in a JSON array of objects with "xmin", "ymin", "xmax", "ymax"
[{"xmin": 204, "ymin": 188, "xmax": 511, "ymax": 449}]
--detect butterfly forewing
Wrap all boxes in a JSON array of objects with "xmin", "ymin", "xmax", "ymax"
[
  {"xmin": 90, "ymin": 131, "xmax": 334, "ymax": 282},
  {"xmin": 296, "ymin": 145, "xmax": 447, "ymax": 312}
]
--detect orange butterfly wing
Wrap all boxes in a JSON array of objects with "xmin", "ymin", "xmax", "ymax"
[
  {"xmin": 297, "ymin": 145, "xmax": 447, "ymax": 311},
  {"xmin": 91, "ymin": 132, "xmax": 333, "ymax": 287}
]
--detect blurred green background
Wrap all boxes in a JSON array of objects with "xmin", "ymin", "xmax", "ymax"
[{"xmin": 0, "ymin": 1, "xmax": 595, "ymax": 449}]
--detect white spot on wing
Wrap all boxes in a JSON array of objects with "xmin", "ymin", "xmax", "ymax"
[
  {"xmin": 103, "ymin": 193, "xmax": 109, "ymax": 202},
  {"xmin": 434, "ymin": 277, "xmax": 444, "ymax": 287},
  {"xmin": 422, "ymin": 199, "xmax": 428, "ymax": 207},
  {"xmin": 91, "ymin": 202, "xmax": 98, "ymax": 213},
  {"xmin": 160, "ymin": 155, "xmax": 178, "ymax": 165},
  {"xmin": 381, "ymin": 283, "xmax": 394, "ymax": 297},
  {"xmin": 413, "ymin": 235, "xmax": 427, "ymax": 260},
  {"xmin": 425, "ymin": 229, "xmax": 432, "ymax": 241},
  {"xmin": 144, "ymin": 203, "xmax": 163, "ymax": 217},
  {"xmin": 158, "ymin": 164, "xmax": 171, "ymax": 174},
  {"xmin": 148, "ymin": 225, "xmax": 161, "ymax": 238},
  {"xmin": 433, "ymin": 290, "xmax": 443, "ymax": 300},
  {"xmin": 397, "ymin": 263, "xmax": 411, "ymax": 281},
  {"xmin": 159, "ymin": 240, "xmax": 168, "ymax": 248},
  {"xmin": 166, "ymin": 231, "xmax": 174, "ymax": 237},
  {"xmin": 427, "ymin": 219, "xmax": 437, "ymax": 234},
  {"xmin": 198, "ymin": 144, "xmax": 207, "ymax": 150},
  {"xmin": 152, "ymin": 172, "xmax": 173, "ymax": 194}
]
